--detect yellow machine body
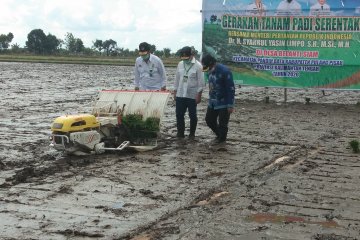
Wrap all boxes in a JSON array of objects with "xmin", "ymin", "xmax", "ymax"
[{"xmin": 51, "ymin": 114, "xmax": 100, "ymax": 133}]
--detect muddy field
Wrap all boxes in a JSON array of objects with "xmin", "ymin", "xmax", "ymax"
[{"xmin": 0, "ymin": 62, "xmax": 360, "ymax": 240}]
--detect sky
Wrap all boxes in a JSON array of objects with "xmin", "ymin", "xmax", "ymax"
[{"xmin": 0, "ymin": 0, "xmax": 203, "ymax": 53}]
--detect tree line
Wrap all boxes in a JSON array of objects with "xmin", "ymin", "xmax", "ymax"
[{"xmin": 0, "ymin": 29, "xmax": 197, "ymax": 58}]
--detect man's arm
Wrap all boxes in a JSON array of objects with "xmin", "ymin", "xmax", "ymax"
[
  {"xmin": 173, "ymin": 62, "xmax": 182, "ymax": 98},
  {"xmin": 158, "ymin": 60, "xmax": 167, "ymax": 90},
  {"xmin": 196, "ymin": 63, "xmax": 205, "ymax": 104},
  {"xmin": 134, "ymin": 61, "xmax": 140, "ymax": 90},
  {"xmin": 224, "ymin": 70, "xmax": 235, "ymax": 113}
]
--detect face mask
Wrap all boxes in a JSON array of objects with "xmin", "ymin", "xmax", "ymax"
[
  {"xmin": 183, "ymin": 59, "xmax": 191, "ymax": 64},
  {"xmin": 141, "ymin": 54, "xmax": 150, "ymax": 61}
]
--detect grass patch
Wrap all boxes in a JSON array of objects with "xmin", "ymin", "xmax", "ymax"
[{"xmin": 349, "ymin": 140, "xmax": 360, "ymax": 153}]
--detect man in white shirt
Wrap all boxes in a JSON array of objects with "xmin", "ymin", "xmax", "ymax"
[
  {"xmin": 245, "ymin": 0, "xmax": 267, "ymax": 16},
  {"xmin": 276, "ymin": 0, "xmax": 302, "ymax": 16},
  {"xmin": 309, "ymin": 0, "xmax": 331, "ymax": 16},
  {"xmin": 174, "ymin": 46, "xmax": 205, "ymax": 139},
  {"xmin": 134, "ymin": 42, "xmax": 167, "ymax": 91}
]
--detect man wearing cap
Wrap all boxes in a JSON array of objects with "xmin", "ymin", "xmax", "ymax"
[
  {"xmin": 201, "ymin": 54, "xmax": 235, "ymax": 144},
  {"xmin": 134, "ymin": 42, "xmax": 167, "ymax": 91},
  {"xmin": 174, "ymin": 46, "xmax": 205, "ymax": 139}
]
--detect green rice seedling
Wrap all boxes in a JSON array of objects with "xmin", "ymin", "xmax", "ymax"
[{"xmin": 349, "ymin": 140, "xmax": 360, "ymax": 153}]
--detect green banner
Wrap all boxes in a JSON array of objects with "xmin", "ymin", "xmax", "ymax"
[{"xmin": 202, "ymin": 0, "xmax": 360, "ymax": 89}]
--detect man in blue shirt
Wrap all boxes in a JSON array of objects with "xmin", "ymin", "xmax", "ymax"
[{"xmin": 201, "ymin": 54, "xmax": 235, "ymax": 144}]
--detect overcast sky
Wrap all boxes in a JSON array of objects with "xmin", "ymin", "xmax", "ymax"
[{"xmin": 0, "ymin": 0, "xmax": 203, "ymax": 53}]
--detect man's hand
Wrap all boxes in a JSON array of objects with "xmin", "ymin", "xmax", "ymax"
[
  {"xmin": 196, "ymin": 93, "xmax": 202, "ymax": 104},
  {"xmin": 172, "ymin": 90, "xmax": 177, "ymax": 107},
  {"xmin": 228, "ymin": 107, "xmax": 234, "ymax": 114},
  {"xmin": 161, "ymin": 86, "xmax": 166, "ymax": 91},
  {"xmin": 135, "ymin": 87, "xmax": 139, "ymax": 91}
]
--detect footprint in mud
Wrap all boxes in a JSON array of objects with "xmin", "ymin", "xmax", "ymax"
[
  {"xmin": 57, "ymin": 185, "xmax": 74, "ymax": 194},
  {"xmin": 0, "ymin": 160, "xmax": 5, "ymax": 170},
  {"xmin": 10, "ymin": 166, "xmax": 35, "ymax": 184}
]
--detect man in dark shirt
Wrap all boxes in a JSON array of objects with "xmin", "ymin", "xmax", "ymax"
[{"xmin": 201, "ymin": 54, "xmax": 235, "ymax": 144}]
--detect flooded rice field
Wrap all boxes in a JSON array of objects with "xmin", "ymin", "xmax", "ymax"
[{"xmin": 0, "ymin": 62, "xmax": 360, "ymax": 239}]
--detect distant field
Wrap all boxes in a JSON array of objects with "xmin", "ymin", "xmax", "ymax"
[{"xmin": 0, "ymin": 54, "xmax": 179, "ymax": 67}]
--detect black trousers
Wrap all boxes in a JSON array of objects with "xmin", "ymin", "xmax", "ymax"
[
  {"xmin": 205, "ymin": 107, "xmax": 230, "ymax": 141},
  {"xmin": 176, "ymin": 97, "xmax": 197, "ymax": 136}
]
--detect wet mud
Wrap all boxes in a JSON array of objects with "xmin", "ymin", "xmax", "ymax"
[{"xmin": 0, "ymin": 62, "xmax": 360, "ymax": 239}]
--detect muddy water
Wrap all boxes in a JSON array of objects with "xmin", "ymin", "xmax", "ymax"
[{"xmin": 0, "ymin": 62, "xmax": 360, "ymax": 239}]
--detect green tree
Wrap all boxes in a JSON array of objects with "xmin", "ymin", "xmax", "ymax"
[
  {"xmin": 26, "ymin": 29, "xmax": 61, "ymax": 54},
  {"xmin": 103, "ymin": 39, "xmax": 117, "ymax": 56},
  {"xmin": 64, "ymin": 32, "xmax": 75, "ymax": 52},
  {"xmin": 150, "ymin": 44, "xmax": 156, "ymax": 53},
  {"xmin": 64, "ymin": 32, "xmax": 84, "ymax": 54},
  {"xmin": 123, "ymin": 48, "xmax": 131, "ymax": 57},
  {"xmin": 26, "ymin": 29, "xmax": 47, "ymax": 54},
  {"xmin": 154, "ymin": 50, "xmax": 164, "ymax": 57},
  {"xmin": 82, "ymin": 47, "xmax": 97, "ymax": 55},
  {"xmin": 117, "ymin": 47, "xmax": 132, "ymax": 57},
  {"xmin": 0, "ymin": 32, "xmax": 14, "ymax": 50},
  {"xmin": 11, "ymin": 43, "xmax": 24, "ymax": 54},
  {"xmin": 93, "ymin": 39, "xmax": 103, "ymax": 53},
  {"xmin": 74, "ymin": 38, "xmax": 84, "ymax": 53},
  {"xmin": 11, "ymin": 43, "xmax": 20, "ymax": 51},
  {"xmin": 163, "ymin": 48, "xmax": 171, "ymax": 58},
  {"xmin": 44, "ymin": 33, "xmax": 61, "ymax": 54}
]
